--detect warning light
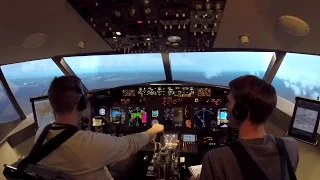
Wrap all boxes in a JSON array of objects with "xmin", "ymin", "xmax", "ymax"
[{"xmin": 137, "ymin": 20, "xmax": 143, "ymax": 24}]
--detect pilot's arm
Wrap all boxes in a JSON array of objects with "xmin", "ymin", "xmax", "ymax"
[{"xmin": 81, "ymin": 124, "xmax": 164, "ymax": 167}]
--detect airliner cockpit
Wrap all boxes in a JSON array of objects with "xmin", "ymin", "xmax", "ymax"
[{"xmin": 1, "ymin": 0, "xmax": 320, "ymax": 180}]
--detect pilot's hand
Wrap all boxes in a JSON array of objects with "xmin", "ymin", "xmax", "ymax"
[
  {"xmin": 151, "ymin": 124, "xmax": 164, "ymax": 133},
  {"xmin": 146, "ymin": 124, "xmax": 164, "ymax": 139}
]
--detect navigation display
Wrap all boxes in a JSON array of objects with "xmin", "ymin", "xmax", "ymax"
[
  {"xmin": 110, "ymin": 107, "xmax": 125, "ymax": 124},
  {"xmin": 128, "ymin": 107, "xmax": 147, "ymax": 127},
  {"xmin": 33, "ymin": 99, "xmax": 55, "ymax": 127},
  {"xmin": 183, "ymin": 134, "xmax": 196, "ymax": 142},
  {"xmin": 194, "ymin": 108, "xmax": 215, "ymax": 128},
  {"xmin": 164, "ymin": 108, "xmax": 183, "ymax": 127}
]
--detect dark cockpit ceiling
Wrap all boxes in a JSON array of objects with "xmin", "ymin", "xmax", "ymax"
[{"xmin": 0, "ymin": 0, "xmax": 320, "ymax": 65}]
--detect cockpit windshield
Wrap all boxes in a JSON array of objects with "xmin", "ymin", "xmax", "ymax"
[
  {"xmin": 170, "ymin": 52, "xmax": 274, "ymax": 86},
  {"xmin": 1, "ymin": 59, "xmax": 63, "ymax": 115},
  {"xmin": 64, "ymin": 53, "xmax": 166, "ymax": 90},
  {"xmin": 1, "ymin": 51, "xmax": 320, "ymax": 123}
]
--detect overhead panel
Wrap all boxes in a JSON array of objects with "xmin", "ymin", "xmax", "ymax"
[{"xmin": 66, "ymin": 0, "xmax": 227, "ymax": 53}]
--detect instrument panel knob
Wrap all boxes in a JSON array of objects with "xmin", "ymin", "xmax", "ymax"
[
  {"xmin": 114, "ymin": 11, "xmax": 121, "ymax": 17},
  {"xmin": 130, "ymin": 9, "xmax": 136, "ymax": 16},
  {"xmin": 215, "ymin": 3, "xmax": 221, "ymax": 10},
  {"xmin": 195, "ymin": 4, "xmax": 202, "ymax": 10},
  {"xmin": 205, "ymin": 3, "xmax": 211, "ymax": 10},
  {"xmin": 145, "ymin": 8, "xmax": 152, "ymax": 15}
]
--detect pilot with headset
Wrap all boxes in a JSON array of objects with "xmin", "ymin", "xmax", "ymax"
[
  {"xmin": 199, "ymin": 75, "xmax": 299, "ymax": 180},
  {"xmin": 27, "ymin": 76, "xmax": 164, "ymax": 180}
]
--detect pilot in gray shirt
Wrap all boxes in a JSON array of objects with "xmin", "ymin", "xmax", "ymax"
[
  {"xmin": 200, "ymin": 75, "xmax": 299, "ymax": 180},
  {"xmin": 35, "ymin": 76, "xmax": 164, "ymax": 180}
]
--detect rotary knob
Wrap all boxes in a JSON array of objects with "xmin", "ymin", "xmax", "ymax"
[{"xmin": 194, "ymin": 98, "xmax": 199, "ymax": 103}]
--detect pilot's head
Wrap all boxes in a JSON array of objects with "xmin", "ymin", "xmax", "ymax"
[
  {"xmin": 226, "ymin": 75, "xmax": 277, "ymax": 128},
  {"xmin": 48, "ymin": 76, "xmax": 87, "ymax": 123}
]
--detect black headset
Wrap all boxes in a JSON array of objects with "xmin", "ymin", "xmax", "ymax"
[
  {"xmin": 74, "ymin": 83, "xmax": 87, "ymax": 112},
  {"xmin": 232, "ymin": 81, "xmax": 267, "ymax": 122}
]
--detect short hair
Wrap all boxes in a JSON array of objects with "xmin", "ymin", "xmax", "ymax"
[
  {"xmin": 229, "ymin": 75, "xmax": 277, "ymax": 124},
  {"xmin": 48, "ymin": 76, "xmax": 82, "ymax": 115}
]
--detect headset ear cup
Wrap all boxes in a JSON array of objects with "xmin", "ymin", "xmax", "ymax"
[
  {"xmin": 232, "ymin": 103, "xmax": 248, "ymax": 122},
  {"xmin": 77, "ymin": 96, "xmax": 87, "ymax": 111}
]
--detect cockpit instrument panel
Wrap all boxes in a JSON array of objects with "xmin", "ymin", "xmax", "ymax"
[
  {"xmin": 167, "ymin": 86, "xmax": 195, "ymax": 97},
  {"xmin": 122, "ymin": 89, "xmax": 136, "ymax": 97},
  {"xmin": 91, "ymin": 84, "xmax": 229, "ymax": 131},
  {"xmin": 138, "ymin": 87, "xmax": 166, "ymax": 97},
  {"xmin": 197, "ymin": 88, "xmax": 211, "ymax": 97}
]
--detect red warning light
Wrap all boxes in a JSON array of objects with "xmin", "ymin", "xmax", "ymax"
[{"xmin": 137, "ymin": 20, "xmax": 143, "ymax": 24}]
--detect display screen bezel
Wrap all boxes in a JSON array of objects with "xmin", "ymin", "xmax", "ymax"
[
  {"xmin": 30, "ymin": 95, "xmax": 55, "ymax": 129},
  {"xmin": 288, "ymin": 97, "xmax": 320, "ymax": 143}
]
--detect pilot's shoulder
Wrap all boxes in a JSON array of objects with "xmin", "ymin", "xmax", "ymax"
[
  {"xmin": 281, "ymin": 136, "xmax": 298, "ymax": 151},
  {"xmin": 204, "ymin": 146, "xmax": 233, "ymax": 162},
  {"xmin": 73, "ymin": 130, "xmax": 111, "ymax": 142}
]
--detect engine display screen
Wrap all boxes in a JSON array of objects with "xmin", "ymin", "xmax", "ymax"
[
  {"xmin": 164, "ymin": 133, "xmax": 179, "ymax": 149},
  {"xmin": 128, "ymin": 107, "xmax": 147, "ymax": 127},
  {"xmin": 110, "ymin": 107, "xmax": 125, "ymax": 124},
  {"xmin": 217, "ymin": 108, "xmax": 228, "ymax": 128},
  {"xmin": 182, "ymin": 134, "xmax": 196, "ymax": 142},
  {"xmin": 194, "ymin": 108, "xmax": 216, "ymax": 128},
  {"xmin": 164, "ymin": 108, "xmax": 183, "ymax": 127}
]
